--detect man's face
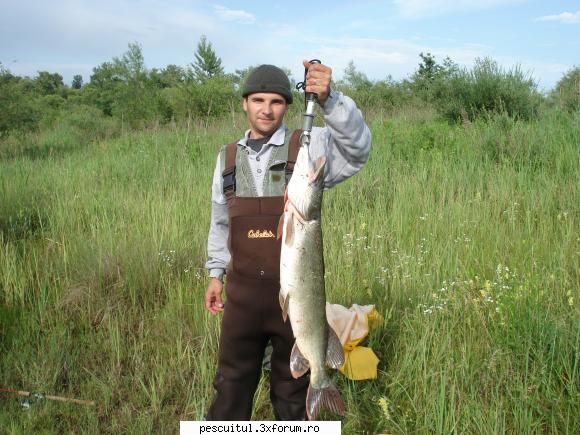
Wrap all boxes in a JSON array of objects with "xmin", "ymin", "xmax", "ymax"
[{"xmin": 243, "ymin": 93, "xmax": 288, "ymax": 139}]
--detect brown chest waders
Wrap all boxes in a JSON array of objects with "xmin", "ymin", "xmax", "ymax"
[{"xmin": 206, "ymin": 130, "xmax": 309, "ymax": 421}]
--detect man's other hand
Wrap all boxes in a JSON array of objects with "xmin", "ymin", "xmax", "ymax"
[{"xmin": 204, "ymin": 278, "xmax": 225, "ymax": 315}]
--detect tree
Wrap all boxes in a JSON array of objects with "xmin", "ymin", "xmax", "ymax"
[
  {"xmin": 190, "ymin": 35, "xmax": 224, "ymax": 83},
  {"xmin": 86, "ymin": 42, "xmax": 160, "ymax": 124},
  {"xmin": 88, "ymin": 61, "xmax": 124, "ymax": 116},
  {"xmin": 112, "ymin": 42, "xmax": 159, "ymax": 125},
  {"xmin": 114, "ymin": 41, "xmax": 146, "ymax": 81},
  {"xmin": 416, "ymin": 52, "xmax": 441, "ymax": 82},
  {"xmin": 34, "ymin": 71, "xmax": 64, "ymax": 95},
  {"xmin": 72, "ymin": 74, "xmax": 83, "ymax": 89},
  {"xmin": 151, "ymin": 64, "xmax": 185, "ymax": 88},
  {"xmin": 231, "ymin": 67, "xmax": 253, "ymax": 85},
  {"xmin": 341, "ymin": 60, "xmax": 372, "ymax": 91},
  {"xmin": 410, "ymin": 53, "xmax": 458, "ymax": 102}
]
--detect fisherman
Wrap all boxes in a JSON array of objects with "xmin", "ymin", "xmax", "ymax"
[{"xmin": 204, "ymin": 61, "xmax": 371, "ymax": 420}]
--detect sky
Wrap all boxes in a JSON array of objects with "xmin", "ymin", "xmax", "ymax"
[{"xmin": 1, "ymin": 0, "xmax": 579, "ymax": 91}]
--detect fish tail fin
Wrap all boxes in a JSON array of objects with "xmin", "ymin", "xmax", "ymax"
[{"xmin": 306, "ymin": 382, "xmax": 346, "ymax": 421}]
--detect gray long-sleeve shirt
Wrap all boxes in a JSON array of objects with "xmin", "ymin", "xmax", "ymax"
[{"xmin": 205, "ymin": 90, "xmax": 372, "ymax": 280}]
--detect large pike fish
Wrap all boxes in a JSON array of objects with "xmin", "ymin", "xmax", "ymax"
[{"xmin": 278, "ymin": 145, "xmax": 346, "ymax": 421}]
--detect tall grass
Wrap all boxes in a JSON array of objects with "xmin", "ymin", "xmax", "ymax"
[{"xmin": 1, "ymin": 107, "xmax": 578, "ymax": 434}]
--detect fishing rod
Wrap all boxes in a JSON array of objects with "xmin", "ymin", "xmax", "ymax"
[
  {"xmin": 296, "ymin": 59, "xmax": 321, "ymax": 147},
  {"xmin": 0, "ymin": 387, "xmax": 96, "ymax": 407}
]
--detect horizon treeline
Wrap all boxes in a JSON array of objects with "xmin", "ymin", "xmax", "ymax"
[{"xmin": 1, "ymin": 37, "xmax": 579, "ymax": 137}]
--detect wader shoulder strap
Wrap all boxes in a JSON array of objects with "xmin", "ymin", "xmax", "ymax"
[
  {"xmin": 222, "ymin": 142, "xmax": 237, "ymax": 198},
  {"xmin": 285, "ymin": 129, "xmax": 302, "ymax": 181}
]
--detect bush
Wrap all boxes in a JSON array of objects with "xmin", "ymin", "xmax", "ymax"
[
  {"xmin": 552, "ymin": 66, "xmax": 580, "ymax": 112},
  {"xmin": 0, "ymin": 70, "xmax": 41, "ymax": 134},
  {"xmin": 0, "ymin": 105, "xmax": 120, "ymax": 160},
  {"xmin": 342, "ymin": 81, "xmax": 411, "ymax": 112},
  {"xmin": 162, "ymin": 76, "xmax": 238, "ymax": 120},
  {"xmin": 59, "ymin": 104, "xmax": 119, "ymax": 142},
  {"xmin": 37, "ymin": 94, "xmax": 68, "ymax": 128},
  {"xmin": 433, "ymin": 58, "xmax": 542, "ymax": 122}
]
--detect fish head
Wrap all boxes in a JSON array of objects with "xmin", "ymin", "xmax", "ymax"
[{"xmin": 287, "ymin": 146, "xmax": 326, "ymax": 221}]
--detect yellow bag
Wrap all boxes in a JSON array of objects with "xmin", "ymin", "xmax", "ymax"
[
  {"xmin": 326, "ymin": 303, "xmax": 382, "ymax": 380},
  {"xmin": 340, "ymin": 346, "xmax": 380, "ymax": 380}
]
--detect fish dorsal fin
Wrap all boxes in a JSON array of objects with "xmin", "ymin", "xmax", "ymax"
[
  {"xmin": 326, "ymin": 325, "xmax": 345, "ymax": 369},
  {"xmin": 290, "ymin": 342, "xmax": 310, "ymax": 379},
  {"xmin": 278, "ymin": 291, "xmax": 289, "ymax": 322},
  {"xmin": 306, "ymin": 383, "xmax": 346, "ymax": 421}
]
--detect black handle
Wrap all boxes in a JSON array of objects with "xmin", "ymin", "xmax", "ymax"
[
  {"xmin": 304, "ymin": 59, "xmax": 321, "ymax": 103},
  {"xmin": 296, "ymin": 59, "xmax": 322, "ymax": 108}
]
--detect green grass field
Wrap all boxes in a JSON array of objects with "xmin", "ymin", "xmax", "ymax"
[{"xmin": 0, "ymin": 107, "xmax": 578, "ymax": 434}]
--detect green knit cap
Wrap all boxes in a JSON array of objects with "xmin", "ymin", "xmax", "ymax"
[{"xmin": 242, "ymin": 64, "xmax": 293, "ymax": 104}]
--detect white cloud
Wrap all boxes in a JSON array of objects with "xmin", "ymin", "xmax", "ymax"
[
  {"xmin": 214, "ymin": 5, "xmax": 255, "ymax": 23},
  {"xmin": 537, "ymin": 11, "xmax": 580, "ymax": 24},
  {"xmin": 394, "ymin": 0, "xmax": 522, "ymax": 18},
  {"xmin": 259, "ymin": 36, "xmax": 492, "ymax": 85},
  {"xmin": 266, "ymin": 35, "xmax": 563, "ymax": 90},
  {"xmin": 0, "ymin": 0, "xmax": 217, "ymax": 57}
]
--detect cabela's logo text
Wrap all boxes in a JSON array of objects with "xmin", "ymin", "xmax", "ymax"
[{"xmin": 248, "ymin": 229, "xmax": 275, "ymax": 239}]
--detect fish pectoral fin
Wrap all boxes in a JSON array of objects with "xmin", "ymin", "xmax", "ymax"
[
  {"xmin": 326, "ymin": 326, "xmax": 345, "ymax": 369},
  {"xmin": 306, "ymin": 383, "xmax": 346, "ymax": 421},
  {"xmin": 276, "ymin": 212, "xmax": 284, "ymax": 240},
  {"xmin": 290, "ymin": 342, "xmax": 310, "ymax": 379},
  {"xmin": 307, "ymin": 155, "xmax": 327, "ymax": 184},
  {"xmin": 278, "ymin": 291, "xmax": 289, "ymax": 322},
  {"xmin": 283, "ymin": 211, "xmax": 294, "ymax": 246},
  {"xmin": 287, "ymin": 200, "xmax": 307, "ymax": 225}
]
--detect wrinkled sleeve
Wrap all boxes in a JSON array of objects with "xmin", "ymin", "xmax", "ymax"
[
  {"xmin": 205, "ymin": 153, "xmax": 230, "ymax": 280},
  {"xmin": 311, "ymin": 90, "xmax": 372, "ymax": 189}
]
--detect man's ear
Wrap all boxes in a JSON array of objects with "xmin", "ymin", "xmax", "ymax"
[{"xmin": 242, "ymin": 97, "xmax": 248, "ymax": 113}]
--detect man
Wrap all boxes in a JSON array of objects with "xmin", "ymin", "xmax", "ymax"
[{"xmin": 204, "ymin": 61, "xmax": 371, "ymax": 420}]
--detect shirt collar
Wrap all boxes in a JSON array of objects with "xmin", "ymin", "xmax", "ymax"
[{"xmin": 238, "ymin": 124, "xmax": 287, "ymax": 147}]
